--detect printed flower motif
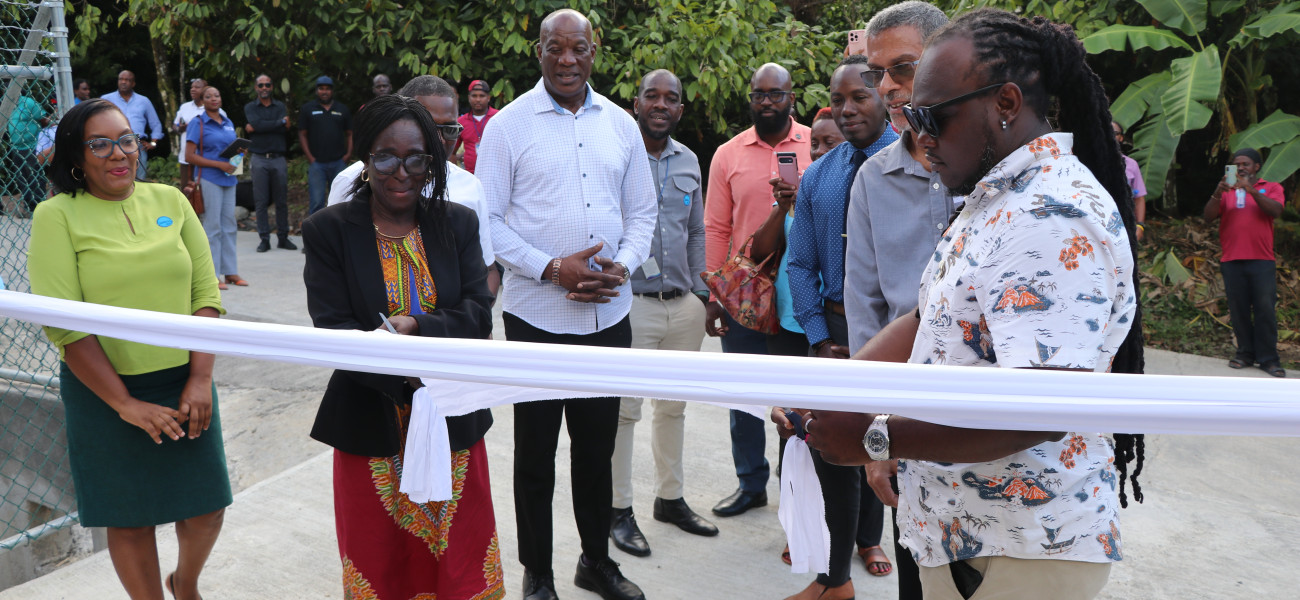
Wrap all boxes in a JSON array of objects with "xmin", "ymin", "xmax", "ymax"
[
  {"xmin": 1058, "ymin": 434, "xmax": 1088, "ymax": 469},
  {"xmin": 1058, "ymin": 230, "xmax": 1094, "ymax": 271},
  {"xmin": 1027, "ymin": 136, "xmax": 1061, "ymax": 158}
]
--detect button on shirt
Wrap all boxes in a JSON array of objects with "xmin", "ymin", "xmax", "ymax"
[
  {"xmin": 845, "ymin": 138, "xmax": 957, "ymax": 352},
  {"xmin": 705, "ymin": 119, "xmax": 812, "ymax": 275},
  {"xmin": 455, "ymin": 107, "xmax": 498, "ymax": 174},
  {"xmin": 1217, "ymin": 180, "xmax": 1284, "ymax": 262},
  {"xmin": 480, "ymin": 80, "xmax": 657, "ymax": 335},
  {"xmin": 187, "ymin": 113, "xmax": 238, "ymax": 187},
  {"xmin": 298, "ymin": 100, "xmax": 352, "ymax": 163},
  {"xmin": 786, "ymin": 126, "xmax": 898, "ymax": 346},
  {"xmin": 899, "ymin": 133, "xmax": 1135, "ymax": 568},
  {"xmin": 631, "ymin": 137, "xmax": 706, "ymax": 296},
  {"xmin": 244, "ymin": 99, "xmax": 289, "ymax": 155},
  {"xmin": 102, "ymin": 91, "xmax": 164, "ymax": 141},
  {"xmin": 174, "ymin": 100, "xmax": 226, "ymax": 165}
]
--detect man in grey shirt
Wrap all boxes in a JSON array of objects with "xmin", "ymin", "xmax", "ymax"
[
  {"xmin": 842, "ymin": 3, "xmax": 952, "ymax": 599},
  {"xmin": 609, "ymin": 69, "xmax": 718, "ymax": 559}
]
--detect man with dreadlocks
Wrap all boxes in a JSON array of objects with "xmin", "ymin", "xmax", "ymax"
[{"xmin": 805, "ymin": 8, "xmax": 1144, "ymax": 599}]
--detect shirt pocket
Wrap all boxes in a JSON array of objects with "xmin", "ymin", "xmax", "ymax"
[{"xmin": 666, "ymin": 175, "xmax": 699, "ymax": 213}]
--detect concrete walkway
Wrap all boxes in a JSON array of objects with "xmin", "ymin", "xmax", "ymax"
[{"xmin": 3, "ymin": 231, "xmax": 1297, "ymax": 599}]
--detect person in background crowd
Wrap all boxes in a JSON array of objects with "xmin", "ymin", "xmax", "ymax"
[
  {"xmin": 1112, "ymin": 121, "xmax": 1147, "ymax": 241},
  {"xmin": 478, "ymin": 9, "xmax": 656, "ymax": 600},
  {"xmin": 5, "ymin": 82, "xmax": 48, "ymax": 212},
  {"xmin": 609, "ymin": 68, "xmax": 718, "ymax": 560},
  {"xmin": 809, "ymin": 107, "xmax": 845, "ymax": 161},
  {"xmin": 246, "ymin": 74, "xmax": 296, "ymax": 253},
  {"xmin": 327, "ymin": 75, "xmax": 499, "ymax": 297},
  {"xmin": 357, "ymin": 73, "xmax": 391, "ymax": 113},
  {"xmin": 185, "ymin": 86, "xmax": 246, "ymax": 290},
  {"xmin": 30, "ymin": 97, "xmax": 230, "ymax": 600},
  {"xmin": 703, "ymin": 62, "xmax": 811, "ymax": 519},
  {"xmin": 773, "ymin": 55, "xmax": 899, "ymax": 600},
  {"xmin": 843, "ymin": 3, "xmax": 952, "ymax": 596},
  {"xmin": 73, "ymin": 78, "xmax": 91, "ymax": 104},
  {"xmin": 302, "ymin": 93, "xmax": 501, "ymax": 600},
  {"xmin": 102, "ymin": 70, "xmax": 164, "ymax": 180},
  {"xmin": 809, "ymin": 9, "xmax": 1146, "ymax": 599},
  {"xmin": 455, "ymin": 79, "xmax": 499, "ymax": 174},
  {"xmin": 175, "ymin": 78, "xmax": 225, "ymax": 196},
  {"xmin": 299, "ymin": 75, "xmax": 352, "ymax": 216},
  {"xmin": 1205, "ymin": 147, "xmax": 1287, "ymax": 378}
]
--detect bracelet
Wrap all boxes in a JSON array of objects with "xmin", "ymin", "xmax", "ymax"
[{"xmin": 549, "ymin": 257, "xmax": 562, "ymax": 286}]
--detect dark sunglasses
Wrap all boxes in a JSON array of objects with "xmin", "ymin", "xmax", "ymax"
[
  {"xmin": 748, "ymin": 90, "xmax": 792, "ymax": 104},
  {"xmin": 255, "ymin": 83, "xmax": 273, "ymax": 88},
  {"xmin": 84, "ymin": 134, "xmax": 140, "ymax": 158},
  {"xmin": 434, "ymin": 123, "xmax": 463, "ymax": 142},
  {"xmin": 901, "ymin": 82, "xmax": 1007, "ymax": 139},
  {"xmin": 859, "ymin": 60, "xmax": 921, "ymax": 88},
  {"xmin": 370, "ymin": 153, "xmax": 435, "ymax": 176}
]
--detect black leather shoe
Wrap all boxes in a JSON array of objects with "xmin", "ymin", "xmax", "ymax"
[
  {"xmin": 256, "ymin": 238, "xmax": 271, "ymax": 253},
  {"xmin": 711, "ymin": 488, "xmax": 767, "ymax": 517},
  {"xmin": 610, "ymin": 507, "xmax": 650, "ymax": 557},
  {"xmin": 523, "ymin": 570, "xmax": 558, "ymax": 600},
  {"xmin": 654, "ymin": 497, "xmax": 719, "ymax": 536},
  {"xmin": 277, "ymin": 237, "xmax": 298, "ymax": 250},
  {"xmin": 574, "ymin": 556, "xmax": 645, "ymax": 600}
]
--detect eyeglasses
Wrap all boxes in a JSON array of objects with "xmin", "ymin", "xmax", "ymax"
[
  {"xmin": 84, "ymin": 134, "xmax": 140, "ymax": 158},
  {"xmin": 256, "ymin": 83, "xmax": 273, "ymax": 88},
  {"xmin": 370, "ymin": 153, "xmax": 435, "ymax": 175},
  {"xmin": 748, "ymin": 90, "xmax": 792, "ymax": 104},
  {"xmin": 901, "ymin": 82, "xmax": 1007, "ymax": 139},
  {"xmin": 434, "ymin": 122, "xmax": 463, "ymax": 142},
  {"xmin": 859, "ymin": 60, "xmax": 921, "ymax": 88}
]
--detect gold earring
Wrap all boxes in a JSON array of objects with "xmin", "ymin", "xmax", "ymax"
[
  {"xmin": 361, "ymin": 169, "xmax": 369, "ymax": 182},
  {"xmin": 71, "ymin": 167, "xmax": 84, "ymax": 181}
]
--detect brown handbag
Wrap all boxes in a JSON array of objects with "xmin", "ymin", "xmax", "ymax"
[
  {"xmin": 700, "ymin": 235, "xmax": 780, "ymax": 334},
  {"xmin": 185, "ymin": 118, "xmax": 205, "ymax": 215}
]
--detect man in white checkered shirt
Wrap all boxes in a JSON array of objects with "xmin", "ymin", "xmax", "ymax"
[{"xmin": 477, "ymin": 9, "xmax": 656, "ymax": 600}]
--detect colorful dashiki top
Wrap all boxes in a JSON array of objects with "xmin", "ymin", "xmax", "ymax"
[
  {"xmin": 899, "ymin": 133, "xmax": 1134, "ymax": 568},
  {"xmin": 378, "ymin": 226, "xmax": 437, "ymax": 317}
]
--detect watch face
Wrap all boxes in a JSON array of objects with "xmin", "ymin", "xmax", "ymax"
[{"xmin": 866, "ymin": 429, "xmax": 889, "ymax": 456}]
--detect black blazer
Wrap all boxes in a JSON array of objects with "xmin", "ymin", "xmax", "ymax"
[{"xmin": 302, "ymin": 198, "xmax": 494, "ymax": 457}]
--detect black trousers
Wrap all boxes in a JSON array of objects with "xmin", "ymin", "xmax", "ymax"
[
  {"xmin": 504, "ymin": 312, "xmax": 632, "ymax": 577},
  {"xmin": 1220, "ymin": 259, "xmax": 1279, "ymax": 366}
]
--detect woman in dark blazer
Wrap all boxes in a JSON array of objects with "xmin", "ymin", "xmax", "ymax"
[{"xmin": 301, "ymin": 95, "xmax": 502, "ymax": 600}]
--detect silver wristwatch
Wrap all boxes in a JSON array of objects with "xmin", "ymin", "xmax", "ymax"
[{"xmin": 863, "ymin": 414, "xmax": 891, "ymax": 461}]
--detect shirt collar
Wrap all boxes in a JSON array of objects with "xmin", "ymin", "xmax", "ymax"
[
  {"xmin": 534, "ymin": 78, "xmax": 596, "ymax": 115},
  {"xmin": 199, "ymin": 111, "xmax": 224, "ymax": 125},
  {"xmin": 838, "ymin": 124, "xmax": 900, "ymax": 166},
  {"xmin": 739, "ymin": 117, "xmax": 804, "ymax": 148},
  {"xmin": 968, "ymin": 132, "xmax": 1074, "ymax": 209},
  {"xmin": 651, "ymin": 137, "xmax": 684, "ymax": 161}
]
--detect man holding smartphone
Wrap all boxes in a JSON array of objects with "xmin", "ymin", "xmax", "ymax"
[
  {"xmin": 703, "ymin": 63, "xmax": 811, "ymax": 518},
  {"xmin": 1204, "ymin": 148, "xmax": 1287, "ymax": 378}
]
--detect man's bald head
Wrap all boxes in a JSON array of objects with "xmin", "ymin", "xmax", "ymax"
[
  {"xmin": 539, "ymin": 9, "xmax": 593, "ymax": 44},
  {"xmin": 638, "ymin": 69, "xmax": 682, "ymax": 97},
  {"xmin": 750, "ymin": 63, "xmax": 792, "ymax": 92}
]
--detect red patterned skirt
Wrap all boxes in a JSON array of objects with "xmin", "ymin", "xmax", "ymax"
[{"xmin": 333, "ymin": 435, "xmax": 504, "ymax": 600}]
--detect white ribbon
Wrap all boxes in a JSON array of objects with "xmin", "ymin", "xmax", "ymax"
[{"xmin": 778, "ymin": 437, "xmax": 831, "ymax": 574}]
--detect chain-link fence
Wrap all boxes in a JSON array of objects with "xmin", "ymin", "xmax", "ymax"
[{"xmin": 1, "ymin": 0, "xmax": 76, "ymax": 555}]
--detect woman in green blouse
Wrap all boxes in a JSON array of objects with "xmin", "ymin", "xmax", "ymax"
[{"xmin": 28, "ymin": 98, "xmax": 231, "ymax": 600}]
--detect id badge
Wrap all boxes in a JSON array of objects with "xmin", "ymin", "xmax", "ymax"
[{"xmin": 641, "ymin": 255, "xmax": 662, "ymax": 279}]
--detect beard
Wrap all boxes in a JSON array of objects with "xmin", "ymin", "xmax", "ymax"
[
  {"xmin": 751, "ymin": 104, "xmax": 792, "ymax": 137},
  {"xmin": 638, "ymin": 113, "xmax": 676, "ymax": 141},
  {"xmin": 951, "ymin": 124, "xmax": 1000, "ymax": 197}
]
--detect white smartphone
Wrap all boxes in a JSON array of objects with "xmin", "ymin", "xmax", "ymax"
[
  {"xmin": 1225, "ymin": 165, "xmax": 1237, "ymax": 187},
  {"xmin": 777, "ymin": 152, "xmax": 799, "ymax": 186}
]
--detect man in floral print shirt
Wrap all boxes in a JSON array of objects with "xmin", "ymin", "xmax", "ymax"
[{"xmin": 807, "ymin": 9, "xmax": 1145, "ymax": 600}]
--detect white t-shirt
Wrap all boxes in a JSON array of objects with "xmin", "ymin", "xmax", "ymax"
[
  {"xmin": 173, "ymin": 101, "xmax": 226, "ymax": 164},
  {"xmin": 327, "ymin": 160, "xmax": 495, "ymax": 267}
]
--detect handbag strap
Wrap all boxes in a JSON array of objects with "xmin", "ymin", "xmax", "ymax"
[
  {"xmin": 193, "ymin": 114, "xmax": 204, "ymax": 180},
  {"xmin": 734, "ymin": 234, "xmax": 778, "ymax": 272}
]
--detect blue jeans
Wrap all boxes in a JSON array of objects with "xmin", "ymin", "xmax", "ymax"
[
  {"xmin": 136, "ymin": 147, "xmax": 149, "ymax": 180},
  {"xmin": 200, "ymin": 180, "xmax": 238, "ymax": 276},
  {"xmin": 1220, "ymin": 259, "xmax": 1278, "ymax": 366},
  {"xmin": 308, "ymin": 160, "xmax": 345, "ymax": 215},
  {"xmin": 721, "ymin": 313, "xmax": 770, "ymax": 493}
]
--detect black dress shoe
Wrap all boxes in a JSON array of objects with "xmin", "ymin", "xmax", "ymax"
[
  {"xmin": 574, "ymin": 556, "xmax": 645, "ymax": 600},
  {"xmin": 523, "ymin": 570, "xmax": 558, "ymax": 600},
  {"xmin": 277, "ymin": 237, "xmax": 298, "ymax": 250},
  {"xmin": 711, "ymin": 488, "xmax": 767, "ymax": 517},
  {"xmin": 654, "ymin": 497, "xmax": 719, "ymax": 536},
  {"xmin": 256, "ymin": 238, "xmax": 271, "ymax": 253},
  {"xmin": 610, "ymin": 507, "xmax": 650, "ymax": 557}
]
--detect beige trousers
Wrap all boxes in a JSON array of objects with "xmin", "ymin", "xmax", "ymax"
[
  {"xmin": 919, "ymin": 556, "xmax": 1112, "ymax": 600},
  {"xmin": 611, "ymin": 294, "xmax": 706, "ymax": 508}
]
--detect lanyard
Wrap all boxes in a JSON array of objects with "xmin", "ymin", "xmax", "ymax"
[{"xmin": 656, "ymin": 154, "xmax": 672, "ymax": 207}]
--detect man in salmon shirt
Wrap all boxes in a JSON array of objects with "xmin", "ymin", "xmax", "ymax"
[
  {"xmin": 703, "ymin": 62, "xmax": 812, "ymax": 517},
  {"xmin": 1204, "ymin": 147, "xmax": 1288, "ymax": 378}
]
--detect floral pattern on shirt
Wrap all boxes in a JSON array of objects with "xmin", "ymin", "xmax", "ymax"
[{"xmin": 899, "ymin": 133, "xmax": 1135, "ymax": 568}]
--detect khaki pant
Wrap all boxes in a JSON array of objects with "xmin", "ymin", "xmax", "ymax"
[
  {"xmin": 919, "ymin": 556, "xmax": 1111, "ymax": 600},
  {"xmin": 611, "ymin": 294, "xmax": 706, "ymax": 508}
]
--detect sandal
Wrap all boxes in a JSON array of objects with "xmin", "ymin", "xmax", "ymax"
[
  {"xmin": 217, "ymin": 281, "xmax": 228, "ymax": 291},
  {"xmin": 165, "ymin": 572, "xmax": 202, "ymax": 600},
  {"xmin": 1261, "ymin": 362, "xmax": 1287, "ymax": 378},
  {"xmin": 224, "ymin": 275, "xmax": 249, "ymax": 286},
  {"xmin": 1228, "ymin": 358, "xmax": 1250, "ymax": 369},
  {"xmin": 781, "ymin": 544, "xmax": 792, "ymax": 566},
  {"xmin": 858, "ymin": 545, "xmax": 892, "ymax": 576}
]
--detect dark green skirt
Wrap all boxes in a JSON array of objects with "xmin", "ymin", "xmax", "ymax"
[{"xmin": 60, "ymin": 362, "xmax": 232, "ymax": 527}]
